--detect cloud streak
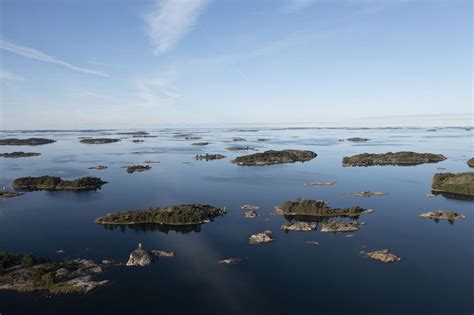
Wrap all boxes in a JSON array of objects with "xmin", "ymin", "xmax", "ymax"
[
  {"xmin": 0, "ymin": 39, "xmax": 109, "ymax": 77},
  {"xmin": 280, "ymin": 0, "xmax": 317, "ymax": 14},
  {"xmin": 145, "ymin": 0, "xmax": 209, "ymax": 56},
  {"xmin": 0, "ymin": 68, "xmax": 24, "ymax": 81}
]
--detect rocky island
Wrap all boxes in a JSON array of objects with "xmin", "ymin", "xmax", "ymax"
[
  {"xmin": 417, "ymin": 210, "xmax": 465, "ymax": 221},
  {"xmin": 126, "ymin": 244, "xmax": 175, "ymax": 267},
  {"xmin": 0, "ymin": 151, "xmax": 41, "ymax": 158},
  {"xmin": 0, "ymin": 138, "xmax": 55, "ymax": 146},
  {"xmin": 79, "ymin": 138, "xmax": 120, "ymax": 144},
  {"xmin": 342, "ymin": 151, "xmax": 447, "ymax": 166},
  {"xmin": 126, "ymin": 165, "xmax": 151, "ymax": 173},
  {"xmin": 226, "ymin": 146, "xmax": 257, "ymax": 152},
  {"xmin": 249, "ymin": 230, "xmax": 273, "ymax": 244},
  {"xmin": 12, "ymin": 176, "xmax": 107, "ymax": 191},
  {"xmin": 346, "ymin": 137, "xmax": 369, "ymax": 142},
  {"xmin": 195, "ymin": 154, "xmax": 226, "ymax": 161},
  {"xmin": 281, "ymin": 221, "xmax": 317, "ymax": 232},
  {"xmin": 0, "ymin": 251, "xmax": 109, "ymax": 294},
  {"xmin": 88, "ymin": 165, "xmax": 107, "ymax": 170},
  {"xmin": 468, "ymin": 158, "xmax": 474, "ymax": 168},
  {"xmin": 365, "ymin": 249, "xmax": 401, "ymax": 263},
  {"xmin": 95, "ymin": 204, "xmax": 227, "ymax": 226},
  {"xmin": 232, "ymin": 149, "xmax": 317, "ymax": 166},
  {"xmin": 431, "ymin": 172, "xmax": 474, "ymax": 198},
  {"xmin": 320, "ymin": 221, "xmax": 360, "ymax": 233},
  {"xmin": 192, "ymin": 142, "xmax": 210, "ymax": 146},
  {"xmin": 0, "ymin": 191, "xmax": 25, "ymax": 198},
  {"xmin": 276, "ymin": 199, "xmax": 373, "ymax": 217}
]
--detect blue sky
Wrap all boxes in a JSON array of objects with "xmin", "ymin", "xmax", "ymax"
[{"xmin": 0, "ymin": 0, "xmax": 472, "ymax": 129}]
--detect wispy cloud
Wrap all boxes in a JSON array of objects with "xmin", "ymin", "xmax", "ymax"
[
  {"xmin": 280, "ymin": 0, "xmax": 317, "ymax": 14},
  {"xmin": 145, "ymin": 0, "xmax": 209, "ymax": 56},
  {"xmin": 135, "ymin": 70, "xmax": 181, "ymax": 106},
  {"xmin": 0, "ymin": 68, "xmax": 24, "ymax": 81},
  {"xmin": 0, "ymin": 39, "xmax": 109, "ymax": 77}
]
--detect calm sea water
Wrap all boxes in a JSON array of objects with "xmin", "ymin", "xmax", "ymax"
[{"xmin": 0, "ymin": 127, "xmax": 472, "ymax": 314}]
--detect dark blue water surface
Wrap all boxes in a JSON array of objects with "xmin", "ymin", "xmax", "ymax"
[{"xmin": 0, "ymin": 127, "xmax": 472, "ymax": 314}]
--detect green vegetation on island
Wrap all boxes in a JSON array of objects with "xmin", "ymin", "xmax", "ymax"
[
  {"xmin": 468, "ymin": 158, "xmax": 474, "ymax": 168},
  {"xmin": 232, "ymin": 149, "xmax": 317, "ymax": 166},
  {"xmin": 95, "ymin": 204, "xmax": 227, "ymax": 226},
  {"xmin": 431, "ymin": 172, "xmax": 474, "ymax": 198},
  {"xmin": 0, "ymin": 251, "xmax": 108, "ymax": 294},
  {"xmin": 0, "ymin": 138, "xmax": 55, "ymax": 146},
  {"xmin": 276, "ymin": 199, "xmax": 372, "ymax": 217},
  {"xmin": 79, "ymin": 138, "xmax": 120, "ymax": 144},
  {"xmin": 126, "ymin": 165, "xmax": 151, "ymax": 173},
  {"xmin": 0, "ymin": 151, "xmax": 41, "ymax": 158},
  {"xmin": 12, "ymin": 176, "xmax": 107, "ymax": 191},
  {"xmin": 417, "ymin": 210, "xmax": 465, "ymax": 221},
  {"xmin": 342, "ymin": 151, "xmax": 446, "ymax": 166}
]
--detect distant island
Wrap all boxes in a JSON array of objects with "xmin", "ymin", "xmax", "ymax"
[
  {"xmin": 195, "ymin": 154, "xmax": 225, "ymax": 161},
  {"xmin": 232, "ymin": 149, "xmax": 317, "ymax": 166},
  {"xmin": 0, "ymin": 251, "xmax": 108, "ymax": 294},
  {"xmin": 95, "ymin": 204, "xmax": 227, "ymax": 225},
  {"xmin": 126, "ymin": 165, "xmax": 151, "ymax": 173},
  {"xmin": 342, "ymin": 151, "xmax": 446, "ymax": 166},
  {"xmin": 276, "ymin": 199, "xmax": 372, "ymax": 217},
  {"xmin": 0, "ymin": 138, "xmax": 55, "ymax": 146},
  {"xmin": 79, "ymin": 138, "xmax": 120, "ymax": 144},
  {"xmin": 12, "ymin": 176, "xmax": 107, "ymax": 191},
  {"xmin": 346, "ymin": 137, "xmax": 369, "ymax": 142},
  {"xmin": 431, "ymin": 172, "xmax": 474, "ymax": 198},
  {"xmin": 116, "ymin": 131, "xmax": 149, "ymax": 136},
  {"xmin": 0, "ymin": 151, "xmax": 41, "ymax": 158}
]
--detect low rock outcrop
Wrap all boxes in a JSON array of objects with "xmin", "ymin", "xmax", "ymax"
[
  {"xmin": 126, "ymin": 244, "xmax": 175, "ymax": 267},
  {"xmin": 249, "ymin": 230, "xmax": 273, "ymax": 244},
  {"xmin": 417, "ymin": 211, "xmax": 465, "ymax": 220},
  {"xmin": 320, "ymin": 221, "xmax": 360, "ymax": 233},
  {"xmin": 366, "ymin": 249, "xmax": 401, "ymax": 263},
  {"xmin": 281, "ymin": 221, "xmax": 317, "ymax": 232}
]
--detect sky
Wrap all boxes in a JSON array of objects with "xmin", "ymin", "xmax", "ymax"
[{"xmin": 0, "ymin": 0, "xmax": 472, "ymax": 129}]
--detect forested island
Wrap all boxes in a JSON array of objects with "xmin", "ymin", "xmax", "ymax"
[
  {"xmin": 126, "ymin": 165, "xmax": 151, "ymax": 173},
  {"xmin": 95, "ymin": 204, "xmax": 227, "ymax": 225},
  {"xmin": 276, "ymin": 199, "xmax": 372, "ymax": 217},
  {"xmin": 342, "ymin": 151, "xmax": 446, "ymax": 166},
  {"xmin": 0, "ymin": 151, "xmax": 41, "ymax": 158},
  {"xmin": 0, "ymin": 251, "xmax": 108, "ymax": 294},
  {"xmin": 12, "ymin": 176, "xmax": 107, "ymax": 191},
  {"xmin": 232, "ymin": 149, "xmax": 317, "ymax": 166},
  {"xmin": 431, "ymin": 172, "xmax": 474, "ymax": 198},
  {"xmin": 0, "ymin": 138, "xmax": 55, "ymax": 146},
  {"xmin": 79, "ymin": 138, "xmax": 120, "ymax": 144}
]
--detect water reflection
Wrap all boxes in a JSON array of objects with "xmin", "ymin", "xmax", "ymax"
[{"xmin": 101, "ymin": 223, "xmax": 202, "ymax": 234}]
